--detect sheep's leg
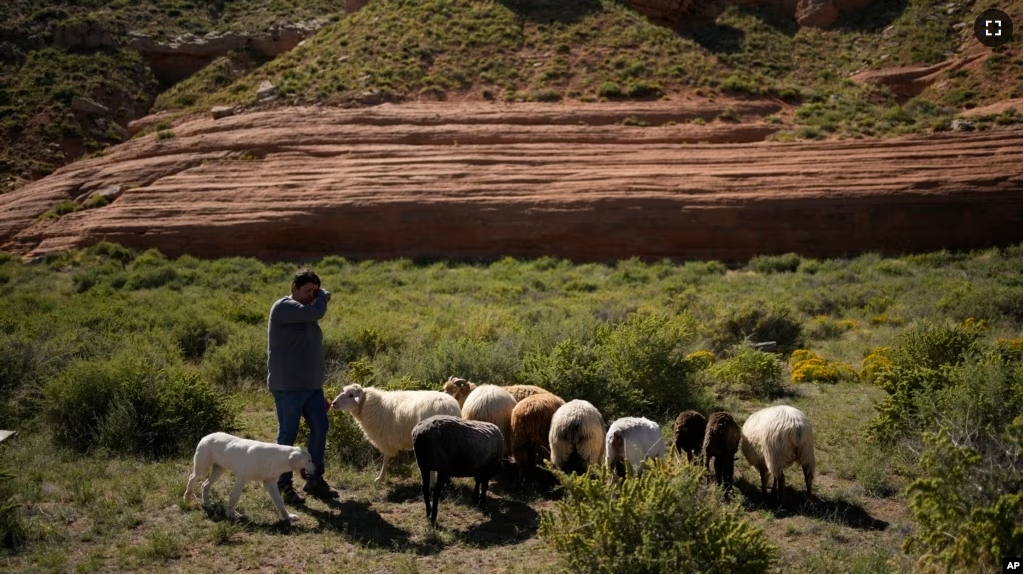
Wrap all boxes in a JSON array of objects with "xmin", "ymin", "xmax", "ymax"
[
  {"xmin": 477, "ymin": 476, "xmax": 490, "ymax": 513},
  {"xmin": 429, "ymin": 470, "xmax": 436, "ymax": 489},
  {"xmin": 725, "ymin": 458, "xmax": 736, "ymax": 493},
  {"xmin": 420, "ymin": 468, "xmax": 432, "ymax": 521},
  {"xmin": 776, "ymin": 472, "xmax": 786, "ymax": 504},
  {"xmin": 757, "ymin": 464, "xmax": 768, "ymax": 497},
  {"xmin": 430, "ymin": 475, "xmax": 449, "ymax": 526},
  {"xmin": 803, "ymin": 464, "xmax": 814, "ymax": 498},
  {"xmin": 375, "ymin": 454, "xmax": 390, "ymax": 482}
]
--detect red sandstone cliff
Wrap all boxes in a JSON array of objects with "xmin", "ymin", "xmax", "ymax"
[{"xmin": 0, "ymin": 101, "xmax": 1020, "ymax": 262}]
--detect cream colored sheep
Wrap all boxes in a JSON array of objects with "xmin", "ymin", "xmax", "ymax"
[
  {"xmin": 461, "ymin": 384, "xmax": 517, "ymax": 456},
  {"xmin": 331, "ymin": 384, "xmax": 461, "ymax": 482},
  {"xmin": 549, "ymin": 399, "xmax": 605, "ymax": 475},
  {"xmin": 740, "ymin": 405, "xmax": 815, "ymax": 500}
]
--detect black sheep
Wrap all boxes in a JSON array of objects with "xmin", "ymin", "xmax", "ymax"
[
  {"xmin": 412, "ymin": 415, "xmax": 504, "ymax": 525},
  {"xmin": 673, "ymin": 410, "xmax": 707, "ymax": 463},
  {"xmin": 702, "ymin": 411, "xmax": 741, "ymax": 491}
]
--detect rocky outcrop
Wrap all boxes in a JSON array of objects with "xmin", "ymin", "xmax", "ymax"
[
  {"xmin": 0, "ymin": 101, "xmax": 1019, "ymax": 262},
  {"xmin": 850, "ymin": 53, "xmax": 986, "ymax": 98},
  {"xmin": 127, "ymin": 20, "xmax": 327, "ymax": 84}
]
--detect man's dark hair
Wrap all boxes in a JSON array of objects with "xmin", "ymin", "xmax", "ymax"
[{"xmin": 292, "ymin": 269, "xmax": 321, "ymax": 289}]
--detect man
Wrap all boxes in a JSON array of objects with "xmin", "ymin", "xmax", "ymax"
[{"xmin": 267, "ymin": 269, "xmax": 339, "ymax": 502}]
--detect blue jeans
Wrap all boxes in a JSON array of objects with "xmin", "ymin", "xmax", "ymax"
[{"xmin": 272, "ymin": 389, "xmax": 329, "ymax": 488}]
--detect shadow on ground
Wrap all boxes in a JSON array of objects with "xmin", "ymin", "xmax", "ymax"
[
  {"xmin": 733, "ymin": 478, "xmax": 889, "ymax": 531},
  {"xmin": 304, "ymin": 499, "xmax": 443, "ymax": 554}
]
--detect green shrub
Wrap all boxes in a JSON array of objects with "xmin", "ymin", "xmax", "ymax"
[
  {"xmin": 598, "ymin": 312, "xmax": 701, "ymax": 418},
  {"xmin": 905, "ymin": 418, "xmax": 1022, "ymax": 572},
  {"xmin": 201, "ymin": 329, "xmax": 267, "ymax": 389},
  {"xmin": 867, "ymin": 321, "xmax": 988, "ymax": 441},
  {"xmin": 540, "ymin": 460, "xmax": 776, "ymax": 573},
  {"xmin": 0, "ymin": 468, "xmax": 24, "ymax": 549},
  {"xmin": 0, "ymin": 334, "xmax": 35, "ymax": 396},
  {"xmin": 126, "ymin": 265, "xmax": 180, "ymax": 290},
  {"xmin": 171, "ymin": 315, "xmax": 230, "ymax": 361},
  {"xmin": 867, "ymin": 330, "xmax": 1022, "ymax": 570},
  {"xmin": 44, "ymin": 352, "xmax": 235, "ymax": 457},
  {"xmin": 707, "ymin": 344, "xmax": 784, "ymax": 399},
  {"xmin": 804, "ymin": 315, "xmax": 856, "ymax": 341},
  {"xmin": 329, "ymin": 326, "xmax": 402, "ymax": 363},
  {"xmin": 521, "ymin": 338, "xmax": 641, "ymax": 420},
  {"xmin": 406, "ymin": 335, "xmax": 522, "ymax": 387},
  {"xmin": 710, "ymin": 303, "xmax": 803, "ymax": 354},
  {"xmin": 597, "ymin": 81, "xmax": 623, "ymax": 98}
]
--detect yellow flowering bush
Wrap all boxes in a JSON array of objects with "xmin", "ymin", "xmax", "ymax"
[
  {"xmin": 995, "ymin": 337, "xmax": 1022, "ymax": 362},
  {"xmin": 684, "ymin": 350, "xmax": 716, "ymax": 371},
  {"xmin": 859, "ymin": 346, "xmax": 893, "ymax": 384},
  {"xmin": 789, "ymin": 349, "xmax": 857, "ymax": 383}
]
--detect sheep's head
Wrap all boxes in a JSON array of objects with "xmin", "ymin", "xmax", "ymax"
[
  {"xmin": 443, "ymin": 376, "xmax": 475, "ymax": 407},
  {"xmin": 331, "ymin": 384, "xmax": 365, "ymax": 414}
]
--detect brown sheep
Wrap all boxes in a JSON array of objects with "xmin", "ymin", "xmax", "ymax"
[
  {"xmin": 442, "ymin": 376, "xmax": 549, "ymax": 407},
  {"xmin": 503, "ymin": 385, "xmax": 549, "ymax": 403},
  {"xmin": 510, "ymin": 392, "xmax": 565, "ymax": 479},
  {"xmin": 702, "ymin": 411, "xmax": 741, "ymax": 491},
  {"xmin": 673, "ymin": 410, "xmax": 707, "ymax": 463}
]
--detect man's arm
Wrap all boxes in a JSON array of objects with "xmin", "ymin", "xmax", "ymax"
[{"xmin": 274, "ymin": 289, "xmax": 331, "ymax": 324}]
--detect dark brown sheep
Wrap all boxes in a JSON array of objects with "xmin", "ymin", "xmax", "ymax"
[
  {"xmin": 702, "ymin": 411, "xmax": 741, "ymax": 491},
  {"xmin": 673, "ymin": 410, "xmax": 707, "ymax": 463},
  {"xmin": 510, "ymin": 392, "xmax": 565, "ymax": 480}
]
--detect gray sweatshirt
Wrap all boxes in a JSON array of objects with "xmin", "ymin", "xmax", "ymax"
[{"xmin": 266, "ymin": 289, "xmax": 330, "ymax": 391}]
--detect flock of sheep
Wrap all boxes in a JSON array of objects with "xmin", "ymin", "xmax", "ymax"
[{"xmin": 329, "ymin": 377, "xmax": 816, "ymax": 525}]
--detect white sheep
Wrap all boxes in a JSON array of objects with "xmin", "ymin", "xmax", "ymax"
[
  {"xmin": 330, "ymin": 384, "xmax": 461, "ymax": 482},
  {"xmin": 740, "ymin": 405, "xmax": 815, "ymax": 500},
  {"xmin": 549, "ymin": 399, "xmax": 605, "ymax": 475},
  {"xmin": 604, "ymin": 417, "xmax": 666, "ymax": 477},
  {"xmin": 461, "ymin": 384, "xmax": 517, "ymax": 456}
]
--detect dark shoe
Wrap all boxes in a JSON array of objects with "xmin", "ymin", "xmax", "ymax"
[
  {"xmin": 280, "ymin": 485, "xmax": 306, "ymax": 505},
  {"xmin": 303, "ymin": 477, "xmax": 340, "ymax": 500}
]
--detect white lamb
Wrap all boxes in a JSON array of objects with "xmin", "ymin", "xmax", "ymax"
[
  {"xmin": 604, "ymin": 417, "xmax": 666, "ymax": 477},
  {"xmin": 461, "ymin": 384, "xmax": 517, "ymax": 456},
  {"xmin": 331, "ymin": 384, "xmax": 461, "ymax": 482},
  {"xmin": 549, "ymin": 399, "xmax": 606, "ymax": 475},
  {"xmin": 740, "ymin": 405, "xmax": 816, "ymax": 500}
]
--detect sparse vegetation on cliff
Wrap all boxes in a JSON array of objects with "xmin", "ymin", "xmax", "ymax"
[{"xmin": 1, "ymin": 0, "xmax": 1020, "ymax": 191}]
